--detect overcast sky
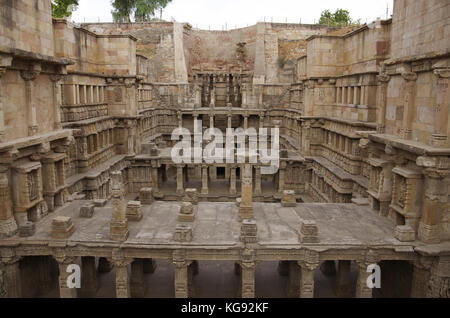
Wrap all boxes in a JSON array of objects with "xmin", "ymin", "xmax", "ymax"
[{"xmin": 71, "ymin": 0, "xmax": 394, "ymax": 29}]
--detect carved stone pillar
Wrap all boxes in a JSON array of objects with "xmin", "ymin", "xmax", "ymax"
[
  {"xmin": 109, "ymin": 171, "xmax": 129, "ymax": 242},
  {"xmin": 0, "ymin": 165, "xmax": 18, "ymax": 238},
  {"xmin": 355, "ymin": 251, "xmax": 377, "ymax": 298},
  {"xmin": 109, "ymin": 257, "xmax": 133, "ymax": 298},
  {"xmin": 54, "ymin": 255, "xmax": 78, "ymax": 298},
  {"xmin": 201, "ymin": 165, "xmax": 209, "ymax": 195},
  {"xmin": 239, "ymin": 249, "xmax": 256, "ymax": 298},
  {"xmin": 335, "ymin": 260, "xmax": 352, "ymax": 298},
  {"xmin": 244, "ymin": 116, "xmax": 249, "ymax": 130},
  {"xmin": 298, "ymin": 251, "xmax": 320, "ymax": 298},
  {"xmin": 417, "ymin": 162, "xmax": 448, "ymax": 244},
  {"xmin": 151, "ymin": 165, "xmax": 160, "ymax": 194},
  {"xmin": 227, "ymin": 114, "xmax": 232, "ymax": 129},
  {"xmin": 278, "ymin": 162, "xmax": 286, "ymax": 193},
  {"xmin": 50, "ymin": 75, "xmax": 63, "ymax": 130},
  {"xmin": 173, "ymin": 251, "xmax": 192, "ymax": 298},
  {"xmin": 0, "ymin": 67, "xmax": 7, "ymax": 142},
  {"xmin": 376, "ymin": 74, "xmax": 390, "ymax": 133},
  {"xmin": 254, "ymin": 166, "xmax": 262, "ymax": 195},
  {"xmin": 400, "ymin": 72, "xmax": 417, "ymax": 140},
  {"xmin": 176, "ymin": 165, "xmax": 184, "ymax": 195},
  {"xmin": 230, "ymin": 166, "xmax": 237, "ymax": 195},
  {"xmin": 239, "ymin": 164, "xmax": 254, "ymax": 221},
  {"xmin": 80, "ymin": 256, "xmax": 98, "ymax": 298},
  {"xmin": 20, "ymin": 66, "xmax": 41, "ymax": 136},
  {"xmin": 1, "ymin": 252, "xmax": 22, "ymax": 298},
  {"xmin": 209, "ymin": 113, "xmax": 214, "ymax": 129},
  {"xmin": 432, "ymin": 69, "xmax": 449, "ymax": 147}
]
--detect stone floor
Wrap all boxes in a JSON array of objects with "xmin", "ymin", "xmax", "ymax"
[{"xmin": 12, "ymin": 200, "xmax": 418, "ymax": 249}]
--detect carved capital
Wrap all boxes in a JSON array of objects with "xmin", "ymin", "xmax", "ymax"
[
  {"xmin": 298, "ymin": 249, "xmax": 320, "ymax": 270},
  {"xmin": 377, "ymin": 74, "xmax": 390, "ymax": 83},
  {"xmin": 108, "ymin": 257, "xmax": 133, "ymax": 268},
  {"xmin": 401, "ymin": 72, "xmax": 418, "ymax": 82},
  {"xmin": 0, "ymin": 249, "xmax": 22, "ymax": 265},
  {"xmin": 49, "ymin": 74, "xmax": 63, "ymax": 83},
  {"xmin": 20, "ymin": 70, "xmax": 39, "ymax": 82},
  {"xmin": 53, "ymin": 254, "xmax": 77, "ymax": 265},
  {"xmin": 433, "ymin": 68, "xmax": 450, "ymax": 79}
]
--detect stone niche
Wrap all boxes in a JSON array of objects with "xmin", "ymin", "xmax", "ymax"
[
  {"xmin": 389, "ymin": 166, "xmax": 423, "ymax": 230},
  {"xmin": 12, "ymin": 161, "xmax": 45, "ymax": 224},
  {"xmin": 368, "ymin": 157, "xmax": 394, "ymax": 216},
  {"xmin": 42, "ymin": 153, "xmax": 67, "ymax": 212}
]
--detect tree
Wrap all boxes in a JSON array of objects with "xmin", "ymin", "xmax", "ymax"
[
  {"xmin": 52, "ymin": 0, "xmax": 79, "ymax": 18},
  {"xmin": 111, "ymin": 0, "xmax": 172, "ymax": 23},
  {"xmin": 318, "ymin": 9, "xmax": 360, "ymax": 27}
]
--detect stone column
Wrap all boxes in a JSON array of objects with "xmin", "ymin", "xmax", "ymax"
[
  {"xmin": 1, "ymin": 253, "xmax": 22, "ymax": 298},
  {"xmin": 54, "ymin": 255, "xmax": 78, "ymax": 298},
  {"xmin": 254, "ymin": 166, "xmax": 262, "ymax": 195},
  {"xmin": 240, "ymin": 262, "xmax": 256, "ymax": 298},
  {"xmin": 50, "ymin": 75, "xmax": 63, "ymax": 130},
  {"xmin": 21, "ymin": 67, "xmax": 41, "ymax": 136},
  {"xmin": 376, "ymin": 74, "xmax": 390, "ymax": 133},
  {"xmin": 244, "ymin": 116, "xmax": 249, "ymax": 130},
  {"xmin": 110, "ymin": 257, "xmax": 133, "ymax": 298},
  {"xmin": 177, "ymin": 165, "xmax": 184, "ymax": 195},
  {"xmin": 194, "ymin": 84, "xmax": 201, "ymax": 108},
  {"xmin": 0, "ymin": 67, "xmax": 8, "ymax": 142},
  {"xmin": 0, "ymin": 165, "xmax": 18, "ymax": 238},
  {"xmin": 432, "ymin": 69, "xmax": 449, "ymax": 147},
  {"xmin": 80, "ymin": 256, "xmax": 98, "ymax": 298},
  {"xmin": 239, "ymin": 164, "xmax": 254, "ymax": 221},
  {"xmin": 410, "ymin": 257, "xmax": 433, "ymax": 298},
  {"xmin": 173, "ymin": 251, "xmax": 192, "ymax": 298},
  {"xmin": 151, "ymin": 165, "xmax": 160, "ymax": 194},
  {"xmin": 335, "ymin": 260, "xmax": 352, "ymax": 298},
  {"xmin": 355, "ymin": 251, "xmax": 377, "ymax": 298},
  {"xmin": 400, "ymin": 72, "xmax": 418, "ymax": 140},
  {"xmin": 228, "ymin": 114, "xmax": 232, "ymax": 129},
  {"xmin": 130, "ymin": 259, "xmax": 146, "ymax": 298},
  {"xmin": 230, "ymin": 166, "xmax": 237, "ymax": 195},
  {"xmin": 110, "ymin": 171, "xmax": 129, "ymax": 242},
  {"xmin": 242, "ymin": 83, "xmax": 248, "ymax": 107},
  {"xmin": 201, "ymin": 165, "xmax": 209, "ymax": 195},
  {"xmin": 209, "ymin": 114, "xmax": 214, "ymax": 129},
  {"xmin": 298, "ymin": 260, "xmax": 319, "ymax": 298},
  {"xmin": 259, "ymin": 114, "xmax": 265, "ymax": 130},
  {"xmin": 417, "ymin": 163, "xmax": 448, "ymax": 244},
  {"xmin": 355, "ymin": 262, "xmax": 373, "ymax": 298},
  {"xmin": 278, "ymin": 162, "xmax": 286, "ymax": 193}
]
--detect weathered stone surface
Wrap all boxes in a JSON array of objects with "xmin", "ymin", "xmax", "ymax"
[
  {"xmin": 178, "ymin": 202, "xmax": 195, "ymax": 223},
  {"xmin": 140, "ymin": 188, "xmax": 154, "ymax": 205},
  {"xmin": 19, "ymin": 222, "xmax": 35, "ymax": 238},
  {"xmin": 281, "ymin": 190, "xmax": 297, "ymax": 207},
  {"xmin": 395, "ymin": 225, "xmax": 416, "ymax": 242},
  {"xmin": 126, "ymin": 201, "xmax": 143, "ymax": 222},
  {"xmin": 80, "ymin": 203, "xmax": 95, "ymax": 218},
  {"xmin": 51, "ymin": 216, "xmax": 75, "ymax": 240},
  {"xmin": 174, "ymin": 224, "xmax": 193, "ymax": 242}
]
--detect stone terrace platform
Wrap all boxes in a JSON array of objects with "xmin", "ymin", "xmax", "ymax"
[{"xmin": 1, "ymin": 201, "xmax": 424, "ymax": 256}]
